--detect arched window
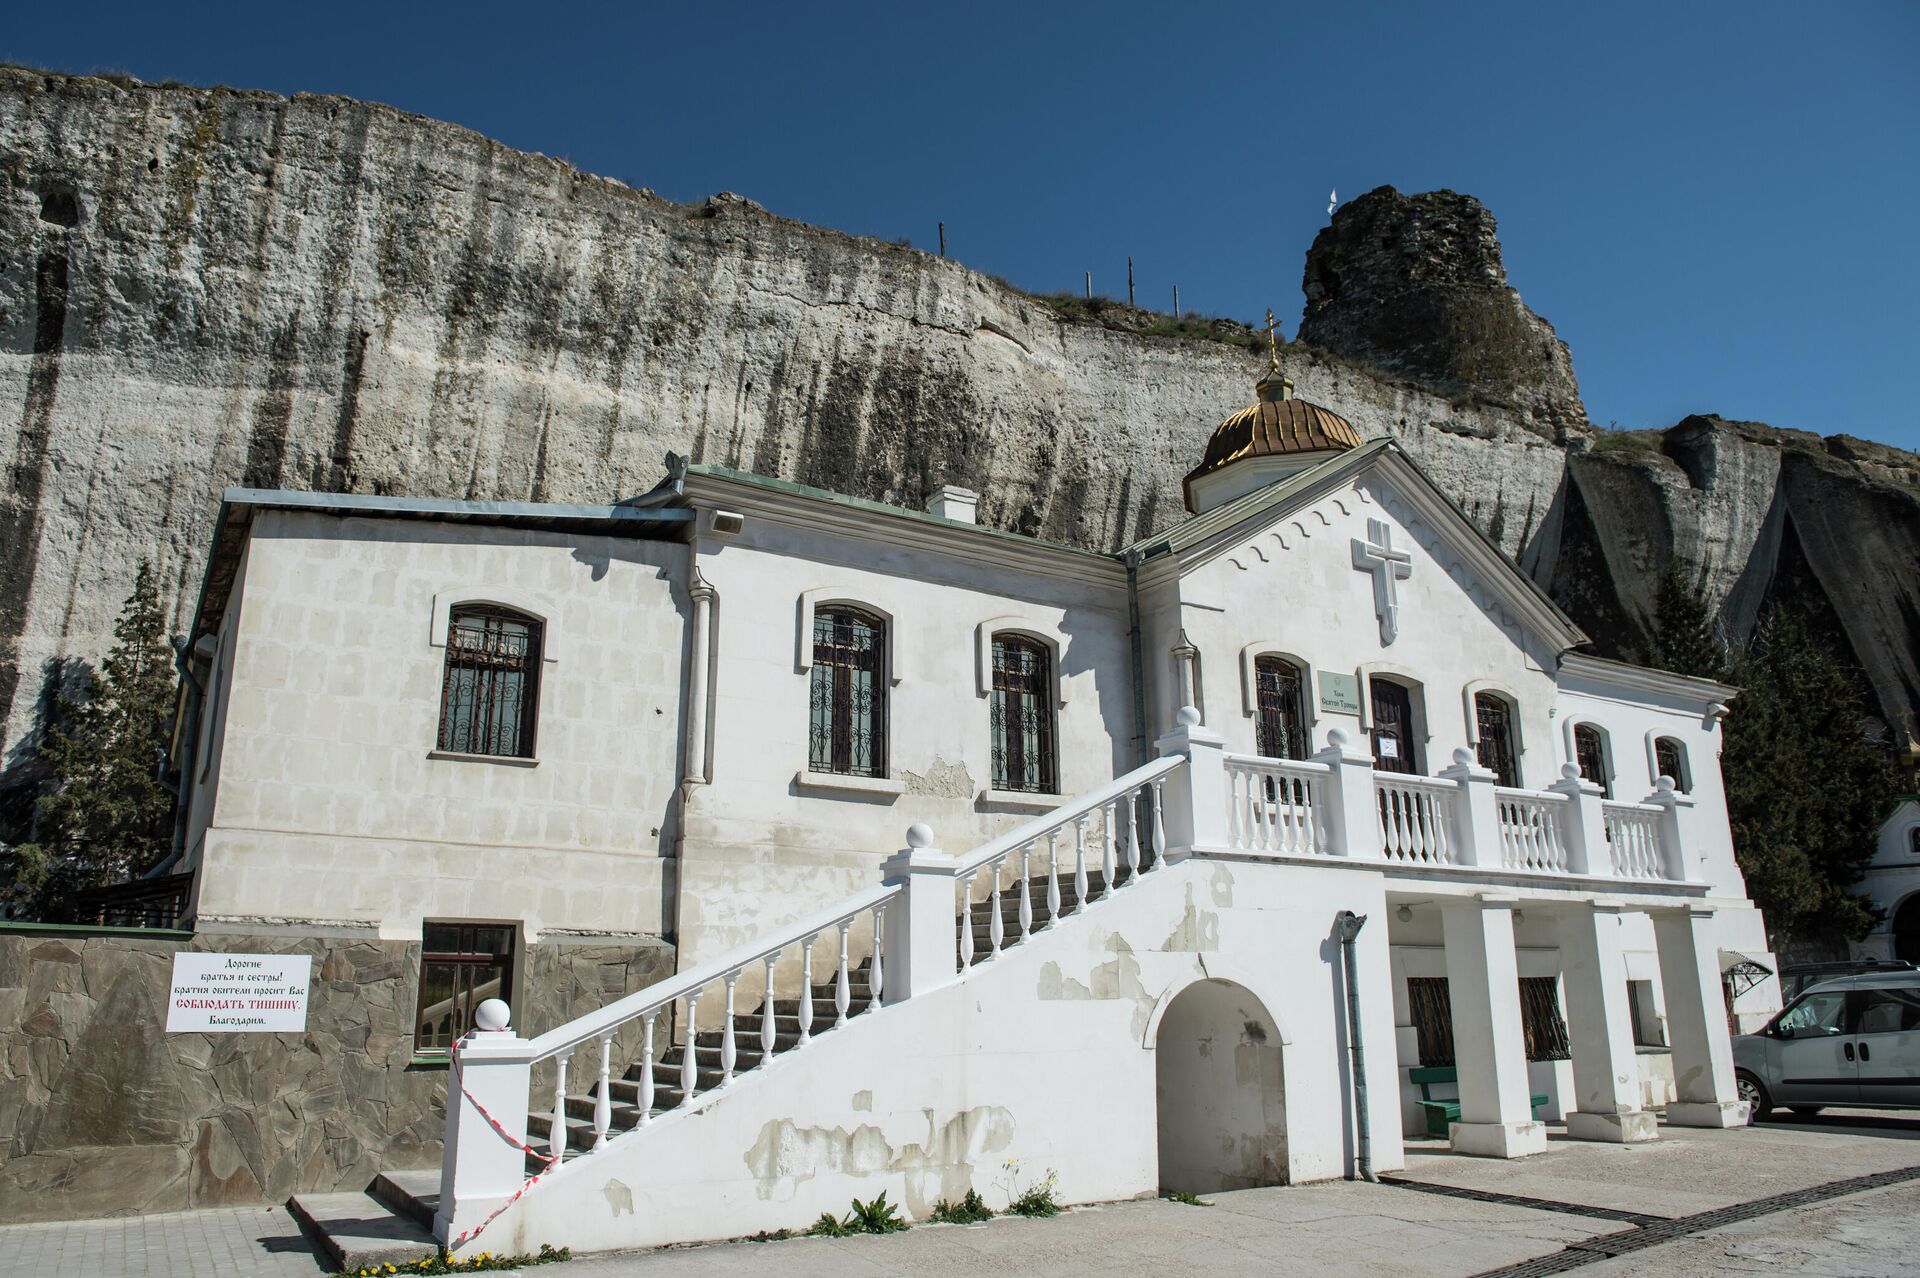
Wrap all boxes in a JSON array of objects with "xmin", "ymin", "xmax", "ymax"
[
  {"xmin": 1573, "ymin": 723, "xmax": 1611, "ymax": 798},
  {"xmin": 1474, "ymin": 692, "xmax": 1519, "ymax": 788},
  {"xmin": 1654, "ymin": 736, "xmax": 1690, "ymax": 793},
  {"xmin": 438, "ymin": 606, "xmax": 543, "ymax": 758},
  {"xmin": 1253, "ymin": 656, "xmax": 1309, "ymax": 762},
  {"xmin": 1909, "ymin": 827, "xmax": 1920, "ymax": 858},
  {"xmin": 809, "ymin": 606, "xmax": 887, "ymax": 777},
  {"xmin": 989, "ymin": 634, "xmax": 1056, "ymax": 793}
]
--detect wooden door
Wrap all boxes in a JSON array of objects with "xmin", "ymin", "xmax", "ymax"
[{"xmin": 1369, "ymin": 677, "xmax": 1417, "ymax": 774}]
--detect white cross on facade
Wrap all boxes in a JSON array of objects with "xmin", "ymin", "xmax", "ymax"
[{"xmin": 1351, "ymin": 518, "xmax": 1413, "ymax": 645}]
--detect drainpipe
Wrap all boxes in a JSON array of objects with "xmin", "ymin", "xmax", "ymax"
[
  {"xmin": 1335, "ymin": 909, "xmax": 1376, "ymax": 1183},
  {"xmin": 148, "ymin": 635, "xmax": 205, "ymax": 879},
  {"xmin": 1124, "ymin": 549, "xmax": 1148, "ymax": 769}
]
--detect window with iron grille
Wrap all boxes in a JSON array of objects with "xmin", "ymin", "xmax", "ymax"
[
  {"xmin": 809, "ymin": 606, "xmax": 887, "ymax": 777},
  {"xmin": 437, "ymin": 606, "xmax": 542, "ymax": 758},
  {"xmin": 414, "ymin": 922, "xmax": 515, "ymax": 1055},
  {"xmin": 1254, "ymin": 656, "xmax": 1308, "ymax": 761},
  {"xmin": 990, "ymin": 635, "xmax": 1056, "ymax": 793},
  {"xmin": 1474, "ymin": 692, "xmax": 1519, "ymax": 787},
  {"xmin": 1406, "ymin": 975, "xmax": 1571, "ymax": 1065},
  {"xmin": 1573, "ymin": 723, "xmax": 1611, "ymax": 798},
  {"xmin": 1654, "ymin": 736, "xmax": 1689, "ymax": 793}
]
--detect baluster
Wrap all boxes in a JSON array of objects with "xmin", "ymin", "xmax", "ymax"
[
  {"xmin": 1227, "ymin": 768, "xmax": 1244, "ymax": 849},
  {"xmin": 761, "ymin": 954, "xmax": 778, "ymax": 1064},
  {"xmin": 834, "ymin": 919, "xmax": 852, "ymax": 1027},
  {"xmin": 989, "ymin": 858, "xmax": 1005, "ymax": 955},
  {"xmin": 720, "ymin": 972, "xmax": 738, "ymax": 1086},
  {"xmin": 639, "ymin": 1010, "xmax": 656, "ymax": 1125},
  {"xmin": 1376, "ymin": 787, "xmax": 1392, "ymax": 854},
  {"xmin": 797, "ymin": 937, "xmax": 815, "ymax": 1044},
  {"xmin": 593, "ymin": 1033, "xmax": 613, "ymax": 1151},
  {"xmin": 1150, "ymin": 778, "xmax": 1167, "ymax": 869},
  {"xmin": 679, "ymin": 990, "xmax": 700, "ymax": 1105},
  {"xmin": 1102, "ymin": 802, "xmax": 1118, "ymax": 897},
  {"xmin": 958, "ymin": 872, "xmax": 976, "ymax": 970},
  {"xmin": 550, "ymin": 1049, "xmax": 570, "ymax": 1160},
  {"xmin": 1124, "ymin": 789, "xmax": 1142, "ymax": 879},
  {"xmin": 868, "ymin": 905, "xmax": 884, "ymax": 1010},
  {"xmin": 1017, "ymin": 842, "xmax": 1033, "ymax": 938},
  {"xmin": 1073, "ymin": 815, "xmax": 1089, "ymax": 910},
  {"xmin": 1046, "ymin": 832, "xmax": 1061, "ymax": 920},
  {"xmin": 1250, "ymin": 772, "xmax": 1267, "ymax": 850}
]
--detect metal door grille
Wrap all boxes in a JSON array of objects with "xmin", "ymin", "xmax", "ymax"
[
  {"xmin": 1254, "ymin": 656, "xmax": 1308, "ymax": 761},
  {"xmin": 1574, "ymin": 724, "xmax": 1611, "ymax": 798},
  {"xmin": 1475, "ymin": 692, "xmax": 1519, "ymax": 787},
  {"xmin": 990, "ymin": 636, "xmax": 1056, "ymax": 793}
]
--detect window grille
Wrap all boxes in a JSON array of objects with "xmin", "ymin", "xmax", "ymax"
[
  {"xmin": 437, "ymin": 606, "xmax": 541, "ymax": 758},
  {"xmin": 1573, "ymin": 724, "xmax": 1611, "ymax": 798},
  {"xmin": 990, "ymin": 635, "xmax": 1057, "ymax": 793},
  {"xmin": 1474, "ymin": 692, "xmax": 1519, "ymax": 787},
  {"xmin": 1254, "ymin": 656, "xmax": 1308, "ymax": 761},
  {"xmin": 1654, "ymin": 736, "xmax": 1689, "ymax": 793},
  {"xmin": 415, "ymin": 922, "xmax": 515, "ymax": 1054},
  {"xmin": 809, "ymin": 607, "xmax": 887, "ymax": 777},
  {"xmin": 1407, "ymin": 975, "xmax": 1571, "ymax": 1065}
]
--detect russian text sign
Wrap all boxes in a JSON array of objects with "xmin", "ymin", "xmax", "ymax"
[
  {"xmin": 1318, "ymin": 671, "xmax": 1362, "ymax": 715},
  {"xmin": 166, "ymin": 953, "xmax": 312, "ymax": 1032}
]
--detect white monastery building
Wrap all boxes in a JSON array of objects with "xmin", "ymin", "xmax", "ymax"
[{"xmin": 175, "ymin": 356, "xmax": 1782, "ymax": 1254}]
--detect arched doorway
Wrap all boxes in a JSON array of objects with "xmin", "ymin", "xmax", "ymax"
[
  {"xmin": 1894, "ymin": 894, "xmax": 1920, "ymax": 964},
  {"xmin": 1154, "ymin": 979, "xmax": 1288, "ymax": 1194}
]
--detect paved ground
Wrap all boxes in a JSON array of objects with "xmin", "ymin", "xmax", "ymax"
[{"xmin": 3, "ymin": 1110, "xmax": 1916, "ymax": 1278}]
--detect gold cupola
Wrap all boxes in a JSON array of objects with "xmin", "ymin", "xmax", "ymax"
[{"xmin": 1181, "ymin": 311, "xmax": 1363, "ymax": 513}]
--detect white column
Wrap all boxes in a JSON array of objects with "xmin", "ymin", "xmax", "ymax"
[
  {"xmin": 1559, "ymin": 902, "xmax": 1657, "ymax": 1142},
  {"xmin": 1440, "ymin": 896, "xmax": 1547, "ymax": 1157},
  {"xmin": 1310, "ymin": 727, "xmax": 1381, "ymax": 860},
  {"xmin": 683, "ymin": 568, "xmax": 716, "ymax": 784},
  {"xmin": 880, "ymin": 824, "xmax": 961, "ymax": 1002},
  {"xmin": 1438, "ymin": 748, "xmax": 1500, "ymax": 869},
  {"xmin": 1642, "ymin": 780, "xmax": 1696, "ymax": 882},
  {"xmin": 435, "ymin": 1000, "xmax": 534, "ymax": 1250},
  {"xmin": 1153, "ymin": 706, "xmax": 1227, "ymax": 859},
  {"xmin": 1546, "ymin": 763, "xmax": 1608, "ymax": 876},
  {"xmin": 1654, "ymin": 905, "xmax": 1748, "ymax": 1127}
]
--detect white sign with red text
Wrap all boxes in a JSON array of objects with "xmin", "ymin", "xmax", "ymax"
[{"xmin": 166, "ymin": 953, "xmax": 312, "ymax": 1032}]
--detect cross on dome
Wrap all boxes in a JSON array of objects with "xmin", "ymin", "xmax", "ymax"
[{"xmin": 1352, "ymin": 518, "xmax": 1413, "ymax": 645}]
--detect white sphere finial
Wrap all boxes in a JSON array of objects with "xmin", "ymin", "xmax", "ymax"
[
  {"xmin": 1656, "ymin": 775, "xmax": 1675, "ymax": 793},
  {"xmin": 906, "ymin": 822, "xmax": 934, "ymax": 849},
  {"xmin": 1561, "ymin": 762, "xmax": 1581, "ymax": 781},
  {"xmin": 474, "ymin": 998, "xmax": 511, "ymax": 1033},
  {"xmin": 1327, "ymin": 727, "xmax": 1348, "ymax": 750},
  {"xmin": 1452, "ymin": 747, "xmax": 1474, "ymax": 767},
  {"xmin": 1176, "ymin": 705, "xmax": 1201, "ymax": 728}
]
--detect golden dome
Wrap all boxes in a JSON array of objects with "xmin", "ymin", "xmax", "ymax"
[{"xmin": 1182, "ymin": 373, "xmax": 1362, "ymax": 506}]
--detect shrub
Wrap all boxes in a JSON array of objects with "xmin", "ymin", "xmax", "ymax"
[
  {"xmin": 930, "ymin": 1189, "xmax": 993, "ymax": 1224},
  {"xmin": 1006, "ymin": 1170, "xmax": 1061, "ymax": 1218},
  {"xmin": 845, "ymin": 1191, "xmax": 909, "ymax": 1234},
  {"xmin": 807, "ymin": 1212, "xmax": 851, "ymax": 1238}
]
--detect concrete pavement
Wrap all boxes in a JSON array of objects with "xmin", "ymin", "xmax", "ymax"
[{"xmin": 2, "ymin": 1111, "xmax": 1915, "ymax": 1278}]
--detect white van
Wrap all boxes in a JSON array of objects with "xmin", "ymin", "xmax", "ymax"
[{"xmin": 1733, "ymin": 972, "xmax": 1920, "ymax": 1118}]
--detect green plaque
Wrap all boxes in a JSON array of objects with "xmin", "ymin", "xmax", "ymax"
[{"xmin": 1318, "ymin": 671, "xmax": 1361, "ymax": 715}]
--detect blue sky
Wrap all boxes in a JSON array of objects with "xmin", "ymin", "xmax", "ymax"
[{"xmin": 8, "ymin": 2, "xmax": 1917, "ymax": 450}]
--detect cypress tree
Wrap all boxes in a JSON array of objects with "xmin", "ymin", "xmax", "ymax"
[{"xmin": 4, "ymin": 563, "xmax": 178, "ymax": 917}]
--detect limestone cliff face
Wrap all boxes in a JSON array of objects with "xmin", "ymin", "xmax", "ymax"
[{"xmin": 0, "ymin": 68, "xmax": 1915, "ymax": 811}]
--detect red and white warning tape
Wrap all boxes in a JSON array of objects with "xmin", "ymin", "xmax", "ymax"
[{"xmin": 445, "ymin": 1033, "xmax": 560, "ymax": 1251}]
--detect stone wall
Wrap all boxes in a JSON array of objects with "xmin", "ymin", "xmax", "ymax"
[{"xmin": 0, "ymin": 924, "xmax": 671, "ymax": 1223}]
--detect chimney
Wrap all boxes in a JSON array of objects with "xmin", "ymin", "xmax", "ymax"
[{"xmin": 927, "ymin": 484, "xmax": 979, "ymax": 525}]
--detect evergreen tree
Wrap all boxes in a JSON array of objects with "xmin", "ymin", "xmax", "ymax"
[
  {"xmin": 4, "ymin": 563, "xmax": 178, "ymax": 917},
  {"xmin": 1638, "ymin": 567, "xmax": 1727, "ymax": 680}
]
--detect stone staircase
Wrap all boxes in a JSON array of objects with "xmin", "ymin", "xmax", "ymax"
[{"xmin": 288, "ymin": 1169, "xmax": 440, "ymax": 1271}]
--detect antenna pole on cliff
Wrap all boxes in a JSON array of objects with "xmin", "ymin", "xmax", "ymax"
[
  {"xmin": 938, "ymin": 222, "xmax": 946, "ymax": 257},
  {"xmin": 1085, "ymin": 271, "xmax": 1092, "ymax": 300},
  {"xmin": 1173, "ymin": 284, "xmax": 1180, "ymax": 317},
  {"xmin": 1128, "ymin": 257, "xmax": 1135, "ymax": 307}
]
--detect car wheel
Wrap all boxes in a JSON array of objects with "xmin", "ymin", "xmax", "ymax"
[{"xmin": 1736, "ymin": 1071, "xmax": 1772, "ymax": 1120}]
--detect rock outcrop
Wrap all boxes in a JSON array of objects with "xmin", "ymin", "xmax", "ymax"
[{"xmin": 1, "ymin": 67, "xmax": 1916, "ymax": 812}]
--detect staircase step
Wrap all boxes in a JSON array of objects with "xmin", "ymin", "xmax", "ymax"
[
  {"xmin": 288, "ymin": 1190, "xmax": 439, "ymax": 1273},
  {"xmin": 369, "ymin": 1169, "xmax": 439, "ymax": 1233}
]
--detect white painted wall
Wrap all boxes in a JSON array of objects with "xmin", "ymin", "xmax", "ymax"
[
  {"xmin": 1154, "ymin": 978, "xmax": 1289, "ymax": 1193},
  {"xmin": 189, "ymin": 510, "xmax": 688, "ymax": 940},
  {"xmin": 1856, "ymin": 799, "xmax": 1920, "ymax": 960}
]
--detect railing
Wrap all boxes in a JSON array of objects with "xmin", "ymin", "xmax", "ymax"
[
  {"xmin": 1604, "ymin": 801, "xmax": 1666, "ymax": 879},
  {"xmin": 1224, "ymin": 754, "xmax": 1329, "ymax": 856},
  {"xmin": 524, "ymin": 883, "xmax": 896, "ymax": 1159},
  {"xmin": 954, "ymin": 755, "xmax": 1182, "ymax": 971},
  {"xmin": 1494, "ymin": 788, "xmax": 1569, "ymax": 873},
  {"xmin": 1375, "ymin": 774, "xmax": 1457, "ymax": 865}
]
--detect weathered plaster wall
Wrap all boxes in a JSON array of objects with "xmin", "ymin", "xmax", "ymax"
[
  {"xmin": 6, "ymin": 66, "xmax": 1913, "ymax": 826},
  {"xmin": 190, "ymin": 511, "xmax": 687, "ymax": 940},
  {"xmin": 0, "ymin": 925, "xmax": 669, "ymax": 1223}
]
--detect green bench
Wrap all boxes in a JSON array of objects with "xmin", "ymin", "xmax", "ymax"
[{"xmin": 1408, "ymin": 1065, "xmax": 1550, "ymax": 1137}]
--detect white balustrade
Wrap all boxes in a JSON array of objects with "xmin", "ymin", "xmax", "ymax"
[
  {"xmin": 1604, "ymin": 802, "xmax": 1667, "ymax": 879},
  {"xmin": 1374, "ymin": 774, "xmax": 1457, "ymax": 865},
  {"xmin": 1494, "ymin": 788, "xmax": 1570, "ymax": 873},
  {"xmin": 1223, "ymin": 754, "xmax": 1330, "ymax": 856}
]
